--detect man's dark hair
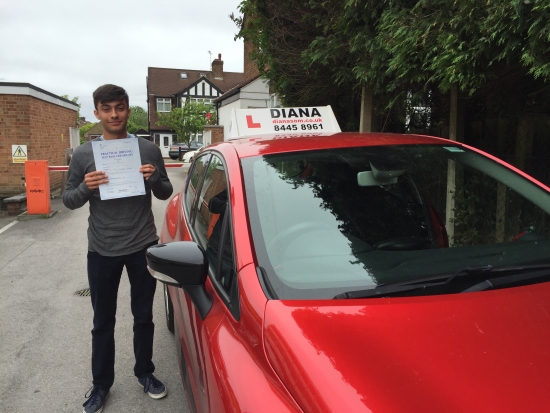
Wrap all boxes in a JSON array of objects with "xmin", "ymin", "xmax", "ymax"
[{"xmin": 93, "ymin": 84, "xmax": 129, "ymax": 109}]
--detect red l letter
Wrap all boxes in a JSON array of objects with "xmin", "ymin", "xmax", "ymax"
[{"xmin": 246, "ymin": 115, "xmax": 261, "ymax": 128}]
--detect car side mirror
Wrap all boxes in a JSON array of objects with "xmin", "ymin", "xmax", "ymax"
[{"xmin": 146, "ymin": 242, "xmax": 212, "ymax": 319}]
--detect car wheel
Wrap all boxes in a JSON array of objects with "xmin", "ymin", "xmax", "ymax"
[
  {"xmin": 164, "ymin": 284, "xmax": 175, "ymax": 333},
  {"xmin": 169, "ymin": 155, "xmax": 178, "ymax": 160}
]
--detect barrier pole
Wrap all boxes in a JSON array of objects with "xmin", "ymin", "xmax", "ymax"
[
  {"xmin": 25, "ymin": 163, "xmax": 185, "ymax": 214},
  {"xmin": 48, "ymin": 164, "xmax": 184, "ymax": 171}
]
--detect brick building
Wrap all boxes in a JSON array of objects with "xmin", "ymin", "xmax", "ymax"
[
  {"xmin": 0, "ymin": 83, "xmax": 79, "ymax": 201},
  {"xmin": 243, "ymin": 32, "xmax": 261, "ymax": 81}
]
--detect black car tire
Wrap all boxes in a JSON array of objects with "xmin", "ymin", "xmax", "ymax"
[{"xmin": 164, "ymin": 284, "xmax": 175, "ymax": 334}]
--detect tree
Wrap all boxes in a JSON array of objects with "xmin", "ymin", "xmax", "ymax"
[
  {"xmin": 129, "ymin": 106, "xmax": 148, "ymax": 131},
  {"xmin": 79, "ymin": 122, "xmax": 96, "ymax": 138},
  {"xmin": 156, "ymin": 100, "xmax": 217, "ymax": 147},
  {"xmin": 374, "ymin": 0, "xmax": 550, "ymax": 94},
  {"xmin": 126, "ymin": 120, "xmax": 140, "ymax": 134},
  {"xmin": 231, "ymin": 2, "xmax": 364, "ymax": 131},
  {"xmin": 373, "ymin": 0, "xmax": 550, "ymax": 122},
  {"xmin": 232, "ymin": 1, "xmax": 550, "ymax": 130}
]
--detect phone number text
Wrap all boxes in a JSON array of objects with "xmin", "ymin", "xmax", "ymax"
[{"xmin": 274, "ymin": 123, "xmax": 324, "ymax": 132}]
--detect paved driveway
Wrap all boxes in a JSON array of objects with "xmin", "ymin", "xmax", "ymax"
[{"xmin": 0, "ymin": 165, "xmax": 190, "ymax": 413}]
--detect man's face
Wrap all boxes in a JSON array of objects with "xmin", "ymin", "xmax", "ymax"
[{"xmin": 94, "ymin": 99, "xmax": 131, "ymax": 137}]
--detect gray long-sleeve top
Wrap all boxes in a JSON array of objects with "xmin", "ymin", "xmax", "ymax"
[{"xmin": 63, "ymin": 136, "xmax": 173, "ymax": 256}]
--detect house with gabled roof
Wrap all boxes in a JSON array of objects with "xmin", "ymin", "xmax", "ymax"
[
  {"xmin": 83, "ymin": 122, "xmax": 103, "ymax": 141},
  {"xmin": 147, "ymin": 54, "xmax": 246, "ymax": 157}
]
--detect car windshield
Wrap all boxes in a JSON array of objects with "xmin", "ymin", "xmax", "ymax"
[{"xmin": 241, "ymin": 144, "xmax": 550, "ymax": 299}]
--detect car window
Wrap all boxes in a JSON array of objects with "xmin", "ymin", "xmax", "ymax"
[
  {"xmin": 217, "ymin": 222, "xmax": 235, "ymax": 292},
  {"xmin": 242, "ymin": 145, "xmax": 550, "ymax": 299},
  {"xmin": 192, "ymin": 155, "xmax": 236, "ymax": 296},
  {"xmin": 184, "ymin": 153, "xmax": 210, "ymax": 217}
]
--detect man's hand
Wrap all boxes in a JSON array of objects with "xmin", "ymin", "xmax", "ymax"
[
  {"xmin": 84, "ymin": 171, "xmax": 108, "ymax": 190},
  {"xmin": 140, "ymin": 164, "xmax": 156, "ymax": 180}
]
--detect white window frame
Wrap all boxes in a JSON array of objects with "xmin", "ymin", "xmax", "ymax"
[
  {"xmin": 189, "ymin": 98, "xmax": 213, "ymax": 105},
  {"xmin": 157, "ymin": 98, "xmax": 172, "ymax": 113}
]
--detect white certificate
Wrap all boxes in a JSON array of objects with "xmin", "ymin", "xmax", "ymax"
[{"xmin": 91, "ymin": 138, "xmax": 146, "ymax": 200}]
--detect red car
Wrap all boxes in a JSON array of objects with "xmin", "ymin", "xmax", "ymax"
[{"xmin": 147, "ymin": 131, "xmax": 550, "ymax": 413}]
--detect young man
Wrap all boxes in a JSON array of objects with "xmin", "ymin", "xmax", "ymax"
[{"xmin": 63, "ymin": 84, "xmax": 173, "ymax": 413}]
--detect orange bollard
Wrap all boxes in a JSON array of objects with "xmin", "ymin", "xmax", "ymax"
[{"xmin": 25, "ymin": 160, "xmax": 51, "ymax": 215}]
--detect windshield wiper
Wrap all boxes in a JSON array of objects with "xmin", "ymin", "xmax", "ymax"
[
  {"xmin": 334, "ymin": 265, "xmax": 494, "ymax": 299},
  {"xmin": 335, "ymin": 264, "xmax": 550, "ymax": 299},
  {"xmin": 462, "ymin": 267, "xmax": 550, "ymax": 293}
]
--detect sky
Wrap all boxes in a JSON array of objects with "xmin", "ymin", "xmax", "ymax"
[{"xmin": 0, "ymin": 0, "xmax": 244, "ymax": 122}]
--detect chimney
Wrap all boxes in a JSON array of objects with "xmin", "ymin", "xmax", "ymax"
[{"xmin": 211, "ymin": 53, "xmax": 224, "ymax": 79}]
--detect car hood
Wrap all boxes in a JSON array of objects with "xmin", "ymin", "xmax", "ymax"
[{"xmin": 263, "ymin": 282, "xmax": 550, "ymax": 413}]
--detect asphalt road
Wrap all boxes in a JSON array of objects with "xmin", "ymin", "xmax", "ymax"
[{"xmin": 0, "ymin": 163, "xmax": 191, "ymax": 413}]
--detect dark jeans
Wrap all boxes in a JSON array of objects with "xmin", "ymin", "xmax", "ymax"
[{"xmin": 87, "ymin": 244, "xmax": 157, "ymax": 391}]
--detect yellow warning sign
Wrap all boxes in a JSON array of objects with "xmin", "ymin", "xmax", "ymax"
[{"xmin": 12, "ymin": 145, "xmax": 28, "ymax": 163}]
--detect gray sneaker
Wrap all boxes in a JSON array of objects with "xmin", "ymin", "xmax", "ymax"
[
  {"xmin": 138, "ymin": 374, "xmax": 168, "ymax": 399},
  {"xmin": 83, "ymin": 386, "xmax": 109, "ymax": 413}
]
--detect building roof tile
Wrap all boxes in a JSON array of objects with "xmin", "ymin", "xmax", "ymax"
[{"xmin": 147, "ymin": 67, "xmax": 246, "ymax": 97}]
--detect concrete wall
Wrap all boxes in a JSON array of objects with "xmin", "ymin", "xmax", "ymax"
[{"xmin": 0, "ymin": 92, "xmax": 77, "ymax": 198}]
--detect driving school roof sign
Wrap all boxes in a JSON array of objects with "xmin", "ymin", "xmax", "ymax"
[{"xmin": 228, "ymin": 106, "xmax": 341, "ymax": 139}]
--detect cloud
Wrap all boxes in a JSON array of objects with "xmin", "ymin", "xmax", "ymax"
[{"xmin": 0, "ymin": 0, "xmax": 244, "ymax": 120}]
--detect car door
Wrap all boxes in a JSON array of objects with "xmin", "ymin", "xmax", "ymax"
[{"xmin": 177, "ymin": 152, "xmax": 239, "ymax": 412}]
